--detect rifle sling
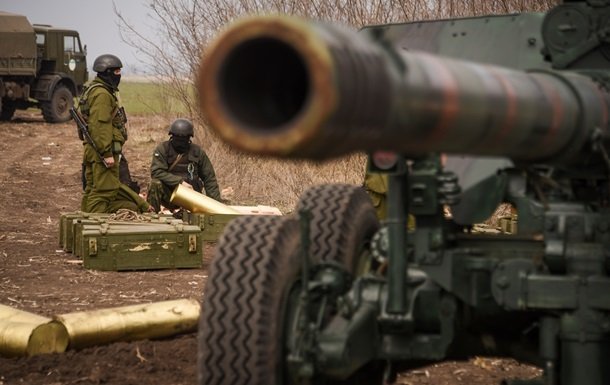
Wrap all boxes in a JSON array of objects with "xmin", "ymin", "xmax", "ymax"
[{"xmin": 168, "ymin": 153, "xmax": 184, "ymax": 172}]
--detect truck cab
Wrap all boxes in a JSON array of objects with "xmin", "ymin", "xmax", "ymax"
[{"xmin": 0, "ymin": 12, "xmax": 88, "ymax": 122}]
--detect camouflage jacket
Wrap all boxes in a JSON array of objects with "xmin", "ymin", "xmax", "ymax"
[
  {"xmin": 79, "ymin": 78, "xmax": 125, "ymax": 159},
  {"xmin": 150, "ymin": 140, "xmax": 221, "ymax": 201}
]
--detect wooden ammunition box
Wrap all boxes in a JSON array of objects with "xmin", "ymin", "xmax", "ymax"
[
  {"xmin": 59, "ymin": 212, "xmax": 176, "ymax": 253},
  {"xmin": 59, "ymin": 212, "xmax": 110, "ymax": 252},
  {"xmin": 59, "ymin": 211, "xmax": 83, "ymax": 249},
  {"xmin": 182, "ymin": 212, "xmax": 242, "ymax": 241},
  {"xmin": 499, "ymin": 215, "xmax": 518, "ymax": 234},
  {"xmin": 78, "ymin": 221, "xmax": 203, "ymax": 271},
  {"xmin": 71, "ymin": 218, "xmax": 105, "ymax": 256},
  {"xmin": 72, "ymin": 216, "xmax": 182, "ymax": 258}
]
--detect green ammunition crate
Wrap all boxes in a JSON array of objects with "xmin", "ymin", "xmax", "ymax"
[
  {"xmin": 59, "ymin": 212, "xmax": 111, "ymax": 252},
  {"xmin": 59, "ymin": 212, "xmax": 176, "ymax": 253},
  {"xmin": 72, "ymin": 216, "xmax": 183, "ymax": 257},
  {"xmin": 78, "ymin": 221, "xmax": 203, "ymax": 271},
  {"xmin": 71, "ymin": 218, "xmax": 99, "ymax": 256},
  {"xmin": 182, "ymin": 212, "xmax": 242, "ymax": 241},
  {"xmin": 59, "ymin": 211, "xmax": 84, "ymax": 249}
]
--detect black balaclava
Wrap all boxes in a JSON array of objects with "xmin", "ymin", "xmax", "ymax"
[
  {"xmin": 171, "ymin": 135, "xmax": 191, "ymax": 154},
  {"xmin": 98, "ymin": 69, "xmax": 121, "ymax": 89}
]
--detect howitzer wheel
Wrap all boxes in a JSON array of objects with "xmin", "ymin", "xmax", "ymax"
[
  {"xmin": 198, "ymin": 216, "xmax": 303, "ymax": 385},
  {"xmin": 295, "ymin": 183, "xmax": 384, "ymax": 383},
  {"xmin": 198, "ymin": 186, "xmax": 383, "ymax": 385},
  {"xmin": 296, "ymin": 184, "xmax": 380, "ymax": 274}
]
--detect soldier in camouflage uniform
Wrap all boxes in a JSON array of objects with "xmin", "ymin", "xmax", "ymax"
[
  {"xmin": 364, "ymin": 166, "xmax": 415, "ymax": 229},
  {"xmin": 364, "ymin": 171, "xmax": 388, "ymax": 221},
  {"xmin": 79, "ymin": 54, "xmax": 151, "ymax": 213},
  {"xmin": 147, "ymin": 119, "xmax": 221, "ymax": 213}
]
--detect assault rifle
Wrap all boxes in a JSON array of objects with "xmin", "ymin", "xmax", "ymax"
[
  {"xmin": 69, "ymin": 107, "xmax": 109, "ymax": 168},
  {"xmin": 115, "ymin": 106, "xmax": 127, "ymax": 126}
]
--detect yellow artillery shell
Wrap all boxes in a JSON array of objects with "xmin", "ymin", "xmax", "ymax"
[
  {"xmin": 0, "ymin": 304, "xmax": 69, "ymax": 357},
  {"xmin": 54, "ymin": 298, "xmax": 200, "ymax": 349},
  {"xmin": 170, "ymin": 184, "xmax": 240, "ymax": 215}
]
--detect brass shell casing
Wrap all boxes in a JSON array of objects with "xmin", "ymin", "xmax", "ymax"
[
  {"xmin": 54, "ymin": 298, "xmax": 200, "ymax": 349},
  {"xmin": 170, "ymin": 184, "xmax": 240, "ymax": 215},
  {"xmin": 0, "ymin": 304, "xmax": 69, "ymax": 357}
]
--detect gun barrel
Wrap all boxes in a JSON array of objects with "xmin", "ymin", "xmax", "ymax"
[{"xmin": 198, "ymin": 16, "xmax": 610, "ymax": 163}]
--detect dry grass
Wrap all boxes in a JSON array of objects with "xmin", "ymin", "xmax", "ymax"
[
  {"xmin": 117, "ymin": 0, "xmax": 559, "ymax": 219},
  {"xmin": 126, "ymin": 116, "xmax": 514, "ymax": 222},
  {"xmin": 125, "ymin": 116, "xmax": 366, "ymax": 214}
]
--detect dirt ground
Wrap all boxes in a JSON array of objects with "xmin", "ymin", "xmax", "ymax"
[{"xmin": 0, "ymin": 111, "xmax": 541, "ymax": 384}]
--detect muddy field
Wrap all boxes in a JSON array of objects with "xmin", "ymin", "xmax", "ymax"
[{"xmin": 0, "ymin": 111, "xmax": 541, "ymax": 384}]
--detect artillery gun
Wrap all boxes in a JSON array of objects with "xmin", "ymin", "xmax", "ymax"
[{"xmin": 196, "ymin": 1, "xmax": 610, "ymax": 384}]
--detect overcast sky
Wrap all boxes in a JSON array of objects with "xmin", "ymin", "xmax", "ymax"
[{"xmin": 0, "ymin": 0, "xmax": 156, "ymax": 74}]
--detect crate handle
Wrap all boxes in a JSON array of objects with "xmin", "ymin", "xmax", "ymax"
[
  {"xmin": 88, "ymin": 238, "xmax": 97, "ymax": 256},
  {"xmin": 188, "ymin": 234, "xmax": 197, "ymax": 253}
]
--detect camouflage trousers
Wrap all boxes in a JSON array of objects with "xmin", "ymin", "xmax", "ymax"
[
  {"xmin": 81, "ymin": 153, "xmax": 121, "ymax": 213},
  {"xmin": 365, "ymin": 189, "xmax": 387, "ymax": 221},
  {"xmin": 81, "ymin": 151, "xmax": 149, "ymax": 213}
]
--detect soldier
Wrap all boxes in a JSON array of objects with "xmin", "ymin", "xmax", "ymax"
[
  {"xmin": 79, "ymin": 54, "xmax": 151, "ymax": 213},
  {"xmin": 147, "ymin": 118, "xmax": 221, "ymax": 213},
  {"xmin": 363, "ymin": 171, "xmax": 388, "ymax": 221}
]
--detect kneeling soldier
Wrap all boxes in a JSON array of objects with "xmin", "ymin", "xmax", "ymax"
[{"xmin": 147, "ymin": 118, "xmax": 221, "ymax": 213}]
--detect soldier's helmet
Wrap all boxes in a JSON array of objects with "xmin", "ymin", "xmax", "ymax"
[
  {"xmin": 169, "ymin": 119, "xmax": 194, "ymax": 137},
  {"xmin": 93, "ymin": 54, "xmax": 123, "ymax": 73}
]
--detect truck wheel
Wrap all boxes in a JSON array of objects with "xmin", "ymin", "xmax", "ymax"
[
  {"xmin": 198, "ymin": 215, "xmax": 303, "ymax": 385},
  {"xmin": 0, "ymin": 100, "xmax": 16, "ymax": 121},
  {"xmin": 41, "ymin": 85, "xmax": 73, "ymax": 123},
  {"xmin": 296, "ymin": 183, "xmax": 380, "ymax": 275}
]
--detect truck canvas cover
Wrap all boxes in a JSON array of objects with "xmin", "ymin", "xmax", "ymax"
[{"xmin": 0, "ymin": 11, "xmax": 36, "ymax": 76}]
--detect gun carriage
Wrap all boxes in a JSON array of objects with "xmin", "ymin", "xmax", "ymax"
[{"xmin": 196, "ymin": 2, "xmax": 610, "ymax": 384}]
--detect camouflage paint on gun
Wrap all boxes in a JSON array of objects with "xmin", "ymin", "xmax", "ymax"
[
  {"xmin": 198, "ymin": 15, "xmax": 609, "ymax": 166},
  {"xmin": 196, "ymin": 3, "xmax": 610, "ymax": 385}
]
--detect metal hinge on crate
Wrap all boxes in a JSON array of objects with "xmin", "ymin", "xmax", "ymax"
[
  {"xmin": 89, "ymin": 238, "xmax": 97, "ymax": 256},
  {"xmin": 188, "ymin": 234, "xmax": 197, "ymax": 253}
]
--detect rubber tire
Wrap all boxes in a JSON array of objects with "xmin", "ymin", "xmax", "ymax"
[
  {"xmin": 198, "ymin": 215, "xmax": 302, "ymax": 385},
  {"xmin": 296, "ymin": 184, "xmax": 383, "ymax": 384},
  {"xmin": 41, "ymin": 85, "xmax": 73, "ymax": 123},
  {"xmin": 198, "ymin": 186, "xmax": 382, "ymax": 385},
  {"xmin": 0, "ymin": 100, "xmax": 16, "ymax": 121},
  {"xmin": 296, "ymin": 183, "xmax": 380, "ymax": 275}
]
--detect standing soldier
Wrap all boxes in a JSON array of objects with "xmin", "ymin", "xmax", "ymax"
[
  {"xmin": 147, "ymin": 118, "xmax": 221, "ymax": 213},
  {"xmin": 79, "ymin": 54, "xmax": 150, "ymax": 213}
]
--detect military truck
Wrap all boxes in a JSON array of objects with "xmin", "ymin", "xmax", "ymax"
[{"xmin": 0, "ymin": 11, "xmax": 87, "ymax": 122}]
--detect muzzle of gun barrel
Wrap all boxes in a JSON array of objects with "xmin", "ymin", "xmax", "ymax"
[{"xmin": 198, "ymin": 15, "xmax": 610, "ymax": 165}]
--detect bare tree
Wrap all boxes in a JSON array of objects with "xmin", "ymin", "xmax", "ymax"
[{"xmin": 116, "ymin": 0, "xmax": 558, "ymax": 122}]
